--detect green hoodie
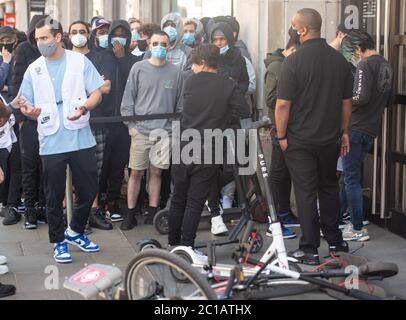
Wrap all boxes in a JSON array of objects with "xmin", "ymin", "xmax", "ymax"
[{"xmin": 264, "ymin": 49, "xmax": 285, "ymax": 123}]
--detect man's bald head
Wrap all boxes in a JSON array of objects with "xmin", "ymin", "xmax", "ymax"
[{"xmin": 293, "ymin": 8, "xmax": 322, "ymax": 33}]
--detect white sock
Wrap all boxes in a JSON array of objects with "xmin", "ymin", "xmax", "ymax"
[{"xmin": 67, "ymin": 227, "xmax": 80, "ymax": 237}]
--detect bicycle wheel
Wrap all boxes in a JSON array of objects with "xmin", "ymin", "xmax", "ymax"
[{"xmin": 125, "ymin": 249, "xmax": 217, "ymax": 300}]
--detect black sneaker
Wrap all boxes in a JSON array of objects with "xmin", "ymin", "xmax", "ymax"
[
  {"xmin": 0, "ymin": 283, "xmax": 16, "ymax": 298},
  {"xmin": 24, "ymin": 208, "xmax": 38, "ymax": 230},
  {"xmin": 89, "ymin": 208, "xmax": 113, "ymax": 231},
  {"xmin": 144, "ymin": 207, "xmax": 158, "ymax": 225},
  {"xmin": 105, "ymin": 202, "xmax": 124, "ymax": 223},
  {"xmin": 329, "ymin": 241, "xmax": 350, "ymax": 255},
  {"xmin": 37, "ymin": 206, "xmax": 47, "ymax": 225},
  {"xmin": 2, "ymin": 207, "xmax": 21, "ymax": 226},
  {"xmin": 289, "ymin": 249, "xmax": 320, "ymax": 266},
  {"xmin": 120, "ymin": 209, "xmax": 138, "ymax": 231}
]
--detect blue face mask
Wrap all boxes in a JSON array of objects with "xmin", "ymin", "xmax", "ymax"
[
  {"xmin": 164, "ymin": 26, "xmax": 177, "ymax": 42},
  {"xmin": 220, "ymin": 45, "xmax": 230, "ymax": 55},
  {"xmin": 151, "ymin": 46, "xmax": 167, "ymax": 60},
  {"xmin": 98, "ymin": 35, "xmax": 109, "ymax": 48},
  {"xmin": 111, "ymin": 37, "xmax": 127, "ymax": 47},
  {"xmin": 182, "ymin": 33, "xmax": 196, "ymax": 46},
  {"xmin": 131, "ymin": 31, "xmax": 140, "ymax": 42}
]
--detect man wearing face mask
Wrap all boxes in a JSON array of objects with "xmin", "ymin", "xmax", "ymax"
[
  {"xmin": 68, "ymin": 20, "xmax": 114, "ymax": 231},
  {"xmin": 136, "ymin": 23, "xmax": 161, "ymax": 59},
  {"xmin": 91, "ymin": 18, "xmax": 111, "ymax": 52},
  {"xmin": 340, "ymin": 30, "xmax": 393, "ymax": 242},
  {"xmin": 183, "ymin": 19, "xmax": 203, "ymax": 48},
  {"xmin": 120, "ymin": 31, "xmax": 183, "ymax": 230},
  {"xmin": 207, "ymin": 21, "xmax": 250, "ymax": 235},
  {"xmin": 160, "ymin": 12, "xmax": 192, "ymax": 71},
  {"xmin": 128, "ymin": 18, "xmax": 142, "ymax": 54},
  {"xmin": 15, "ymin": 18, "xmax": 104, "ymax": 264},
  {"xmin": 98, "ymin": 20, "xmax": 142, "ymax": 224},
  {"xmin": 276, "ymin": 9, "xmax": 353, "ymax": 265}
]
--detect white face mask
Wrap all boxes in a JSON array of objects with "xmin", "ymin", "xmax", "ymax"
[{"xmin": 71, "ymin": 34, "xmax": 88, "ymax": 48}]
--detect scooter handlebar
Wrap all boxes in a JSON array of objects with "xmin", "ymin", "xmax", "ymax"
[{"xmin": 248, "ymin": 117, "xmax": 273, "ymax": 131}]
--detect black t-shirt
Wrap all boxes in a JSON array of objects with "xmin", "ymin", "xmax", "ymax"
[
  {"xmin": 181, "ymin": 72, "xmax": 250, "ymax": 134},
  {"xmin": 86, "ymin": 50, "xmax": 115, "ymax": 128},
  {"xmin": 180, "ymin": 72, "xmax": 250, "ymax": 163},
  {"xmin": 352, "ymin": 55, "xmax": 393, "ymax": 137},
  {"xmin": 278, "ymin": 38, "xmax": 353, "ymax": 146}
]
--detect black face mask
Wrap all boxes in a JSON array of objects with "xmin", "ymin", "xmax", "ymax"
[
  {"xmin": 288, "ymin": 27, "xmax": 301, "ymax": 43},
  {"xmin": 138, "ymin": 39, "xmax": 148, "ymax": 52},
  {"xmin": 0, "ymin": 42, "xmax": 15, "ymax": 53}
]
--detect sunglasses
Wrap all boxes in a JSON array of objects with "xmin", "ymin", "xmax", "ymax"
[{"xmin": 152, "ymin": 42, "xmax": 168, "ymax": 48}]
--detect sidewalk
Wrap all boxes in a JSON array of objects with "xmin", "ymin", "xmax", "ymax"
[{"xmin": 1, "ymin": 215, "xmax": 405, "ymax": 300}]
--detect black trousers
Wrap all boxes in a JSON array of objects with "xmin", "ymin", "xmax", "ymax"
[
  {"xmin": 284, "ymin": 141, "xmax": 343, "ymax": 253},
  {"xmin": 42, "ymin": 147, "xmax": 98, "ymax": 244},
  {"xmin": 100, "ymin": 124, "xmax": 130, "ymax": 205},
  {"xmin": 0, "ymin": 149, "xmax": 9, "ymax": 191},
  {"xmin": 270, "ymin": 140, "xmax": 292, "ymax": 213},
  {"xmin": 20, "ymin": 120, "xmax": 45, "ymax": 209},
  {"xmin": 168, "ymin": 163, "xmax": 219, "ymax": 248},
  {"xmin": 6, "ymin": 129, "xmax": 22, "ymax": 208}
]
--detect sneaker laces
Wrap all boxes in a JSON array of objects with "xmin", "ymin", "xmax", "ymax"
[{"xmin": 55, "ymin": 243, "xmax": 68, "ymax": 255}]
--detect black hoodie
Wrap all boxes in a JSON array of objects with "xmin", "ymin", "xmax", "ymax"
[
  {"xmin": 105, "ymin": 20, "xmax": 141, "ymax": 118},
  {"xmin": 11, "ymin": 15, "xmax": 49, "ymax": 122},
  {"xmin": 108, "ymin": 20, "xmax": 141, "ymax": 87},
  {"xmin": 209, "ymin": 22, "xmax": 249, "ymax": 94}
]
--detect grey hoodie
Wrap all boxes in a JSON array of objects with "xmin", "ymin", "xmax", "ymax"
[{"xmin": 161, "ymin": 12, "xmax": 192, "ymax": 71}]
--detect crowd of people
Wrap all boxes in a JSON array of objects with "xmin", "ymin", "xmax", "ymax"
[{"xmin": 0, "ymin": 7, "xmax": 393, "ymax": 298}]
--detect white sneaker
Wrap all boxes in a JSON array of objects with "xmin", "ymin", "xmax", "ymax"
[
  {"xmin": 0, "ymin": 264, "xmax": 9, "ymax": 275},
  {"xmin": 0, "ymin": 255, "xmax": 7, "ymax": 265},
  {"xmin": 188, "ymin": 247, "xmax": 208, "ymax": 265},
  {"xmin": 211, "ymin": 216, "xmax": 228, "ymax": 236},
  {"xmin": 343, "ymin": 226, "xmax": 370, "ymax": 242}
]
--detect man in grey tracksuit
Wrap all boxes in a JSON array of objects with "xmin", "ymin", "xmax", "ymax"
[{"xmin": 120, "ymin": 31, "xmax": 183, "ymax": 230}]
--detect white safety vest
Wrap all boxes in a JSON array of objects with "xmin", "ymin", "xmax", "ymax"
[
  {"xmin": 0, "ymin": 94, "xmax": 17, "ymax": 150},
  {"xmin": 28, "ymin": 50, "xmax": 89, "ymax": 137}
]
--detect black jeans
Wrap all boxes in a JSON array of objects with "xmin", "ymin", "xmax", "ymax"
[
  {"xmin": 6, "ymin": 129, "xmax": 22, "ymax": 208},
  {"xmin": 20, "ymin": 120, "xmax": 45, "ymax": 209},
  {"xmin": 0, "ymin": 149, "xmax": 9, "ymax": 195},
  {"xmin": 270, "ymin": 140, "xmax": 292, "ymax": 213},
  {"xmin": 42, "ymin": 147, "xmax": 98, "ymax": 244},
  {"xmin": 168, "ymin": 163, "xmax": 219, "ymax": 248},
  {"xmin": 100, "ymin": 124, "xmax": 130, "ymax": 205},
  {"xmin": 284, "ymin": 141, "xmax": 343, "ymax": 253}
]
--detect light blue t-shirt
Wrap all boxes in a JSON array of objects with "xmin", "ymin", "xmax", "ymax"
[{"xmin": 20, "ymin": 51, "xmax": 104, "ymax": 156}]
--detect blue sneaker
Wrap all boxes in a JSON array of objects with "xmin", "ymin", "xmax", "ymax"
[
  {"xmin": 64, "ymin": 230, "xmax": 100, "ymax": 253},
  {"xmin": 266, "ymin": 224, "xmax": 297, "ymax": 239},
  {"xmin": 278, "ymin": 212, "xmax": 300, "ymax": 228},
  {"xmin": 53, "ymin": 242, "xmax": 73, "ymax": 264}
]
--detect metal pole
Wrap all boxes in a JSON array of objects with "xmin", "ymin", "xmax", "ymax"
[
  {"xmin": 372, "ymin": 0, "xmax": 382, "ymax": 215},
  {"xmin": 66, "ymin": 165, "xmax": 73, "ymax": 226},
  {"xmin": 380, "ymin": 0, "xmax": 390, "ymax": 219}
]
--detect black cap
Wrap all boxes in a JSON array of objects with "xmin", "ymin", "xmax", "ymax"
[
  {"xmin": 337, "ymin": 23, "xmax": 352, "ymax": 34},
  {"xmin": 0, "ymin": 26, "xmax": 15, "ymax": 38}
]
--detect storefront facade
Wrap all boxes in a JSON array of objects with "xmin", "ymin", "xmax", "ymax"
[{"xmin": 4, "ymin": 0, "xmax": 406, "ymax": 237}]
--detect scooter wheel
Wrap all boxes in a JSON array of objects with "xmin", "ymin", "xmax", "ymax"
[
  {"xmin": 136, "ymin": 239, "xmax": 162, "ymax": 253},
  {"xmin": 154, "ymin": 209, "xmax": 170, "ymax": 235},
  {"xmin": 248, "ymin": 231, "xmax": 264, "ymax": 254},
  {"xmin": 250, "ymin": 199, "xmax": 269, "ymax": 224},
  {"xmin": 170, "ymin": 250, "xmax": 193, "ymax": 283}
]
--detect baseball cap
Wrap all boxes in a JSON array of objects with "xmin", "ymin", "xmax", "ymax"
[
  {"xmin": 92, "ymin": 18, "xmax": 111, "ymax": 31},
  {"xmin": 0, "ymin": 26, "xmax": 15, "ymax": 38},
  {"xmin": 337, "ymin": 23, "xmax": 352, "ymax": 34}
]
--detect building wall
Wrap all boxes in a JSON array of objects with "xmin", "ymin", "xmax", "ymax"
[{"xmin": 234, "ymin": 0, "xmax": 342, "ymax": 113}]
